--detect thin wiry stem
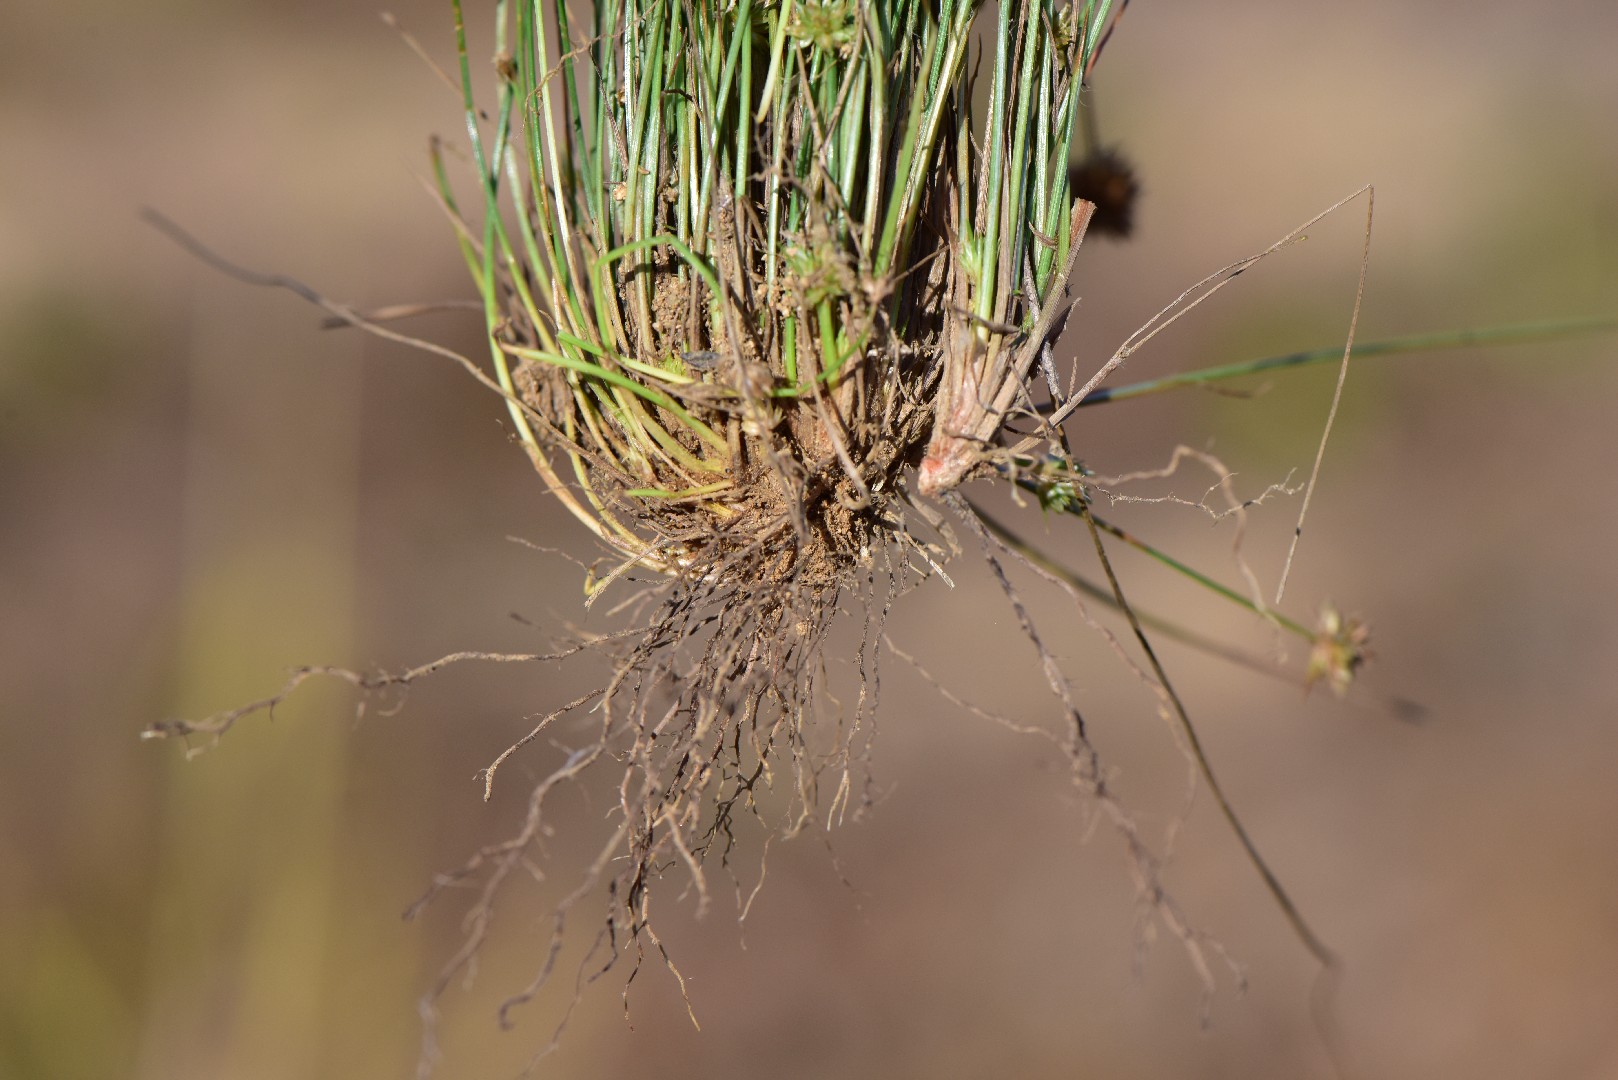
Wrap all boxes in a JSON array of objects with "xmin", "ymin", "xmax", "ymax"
[
  {"xmin": 1277, "ymin": 186, "xmax": 1373, "ymax": 604},
  {"xmin": 1075, "ymin": 496, "xmax": 1340, "ymax": 971}
]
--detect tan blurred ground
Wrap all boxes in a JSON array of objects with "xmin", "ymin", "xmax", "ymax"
[{"xmin": 3, "ymin": 2, "xmax": 1617, "ymax": 1078}]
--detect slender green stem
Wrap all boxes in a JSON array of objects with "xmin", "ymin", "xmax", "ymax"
[
  {"xmin": 1008, "ymin": 468, "xmax": 1316, "ymax": 639},
  {"xmin": 1074, "ymin": 317, "xmax": 1618, "ymax": 407},
  {"xmin": 1087, "ymin": 509, "xmax": 1314, "ymax": 639}
]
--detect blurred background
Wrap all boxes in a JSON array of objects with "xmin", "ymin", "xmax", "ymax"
[{"xmin": 4, "ymin": 1, "xmax": 1617, "ymax": 1077}]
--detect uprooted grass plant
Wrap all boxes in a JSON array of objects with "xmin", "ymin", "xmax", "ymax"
[{"xmin": 140, "ymin": 0, "xmax": 1618, "ymax": 1070}]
